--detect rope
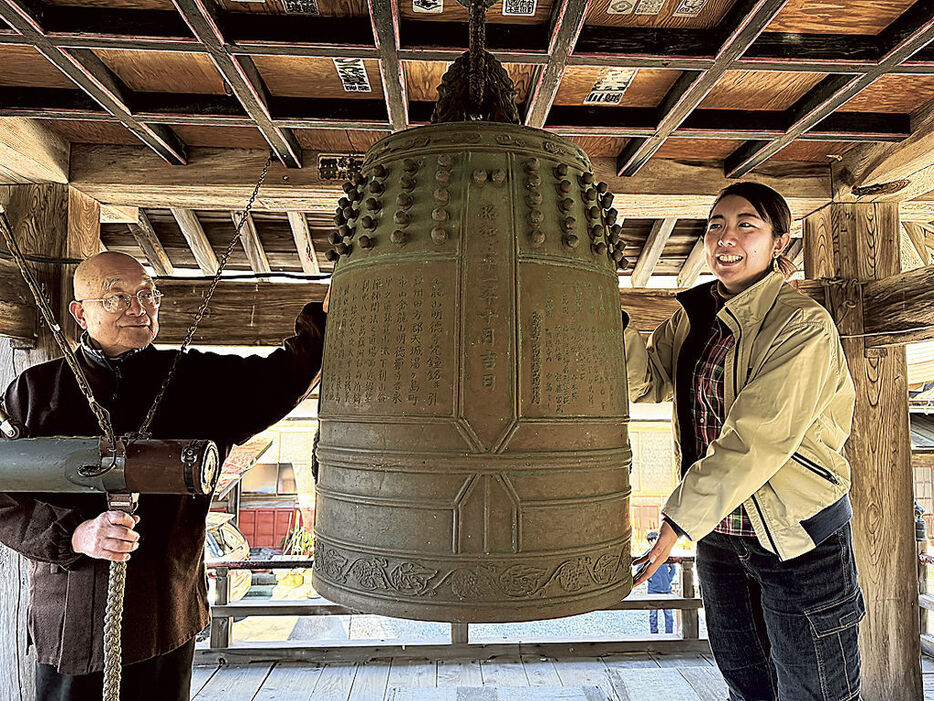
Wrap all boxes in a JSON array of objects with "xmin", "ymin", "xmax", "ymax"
[{"xmin": 102, "ymin": 561, "xmax": 127, "ymax": 701}]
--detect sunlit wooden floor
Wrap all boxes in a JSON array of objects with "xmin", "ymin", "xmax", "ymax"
[{"xmin": 189, "ymin": 652, "xmax": 729, "ymax": 700}]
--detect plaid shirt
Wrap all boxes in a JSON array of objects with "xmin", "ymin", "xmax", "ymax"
[{"xmin": 690, "ymin": 293, "xmax": 757, "ymax": 537}]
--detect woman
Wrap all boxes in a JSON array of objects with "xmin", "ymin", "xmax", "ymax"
[{"xmin": 626, "ymin": 182, "xmax": 863, "ymax": 700}]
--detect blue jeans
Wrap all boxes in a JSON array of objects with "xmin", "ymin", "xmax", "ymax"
[
  {"xmin": 697, "ymin": 525, "xmax": 864, "ymax": 701},
  {"xmin": 650, "ymin": 608, "xmax": 674, "ymax": 633}
]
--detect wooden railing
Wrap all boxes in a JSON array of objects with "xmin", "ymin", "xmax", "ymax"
[{"xmin": 197, "ymin": 555, "xmax": 707, "ymax": 664}]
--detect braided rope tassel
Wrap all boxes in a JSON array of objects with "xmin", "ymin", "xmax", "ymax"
[{"xmin": 102, "ymin": 561, "xmax": 127, "ymax": 701}]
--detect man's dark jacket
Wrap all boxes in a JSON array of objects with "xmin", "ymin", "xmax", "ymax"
[{"xmin": 0, "ymin": 304, "xmax": 325, "ymax": 675}]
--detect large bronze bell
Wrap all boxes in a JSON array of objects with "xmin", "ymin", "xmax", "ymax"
[{"xmin": 313, "ymin": 121, "xmax": 633, "ymax": 622}]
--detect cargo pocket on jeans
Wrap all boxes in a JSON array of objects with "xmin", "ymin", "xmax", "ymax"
[{"xmin": 804, "ymin": 589, "xmax": 866, "ymax": 700}]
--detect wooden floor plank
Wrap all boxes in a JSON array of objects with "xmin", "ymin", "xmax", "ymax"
[
  {"xmin": 252, "ymin": 661, "xmax": 322, "ymax": 701},
  {"xmin": 611, "ymin": 668, "xmax": 701, "ymax": 700},
  {"xmin": 521, "ymin": 656, "xmax": 562, "ymax": 687},
  {"xmin": 348, "ymin": 659, "xmax": 391, "ymax": 701},
  {"xmin": 313, "ymin": 663, "xmax": 359, "ymax": 701},
  {"xmin": 601, "ymin": 653, "xmax": 660, "ymax": 670},
  {"xmin": 387, "ymin": 658, "xmax": 437, "ymax": 689},
  {"xmin": 552, "ymin": 658, "xmax": 618, "ymax": 700},
  {"xmin": 194, "ymin": 663, "xmax": 272, "ymax": 700},
  {"xmin": 390, "ymin": 688, "xmax": 604, "ymax": 701},
  {"xmin": 924, "ymin": 672, "xmax": 934, "ymax": 701},
  {"xmin": 679, "ymin": 666, "xmax": 729, "ymax": 701},
  {"xmin": 480, "ymin": 656, "xmax": 529, "ymax": 687},
  {"xmin": 437, "ymin": 658, "xmax": 482, "ymax": 687},
  {"xmin": 650, "ymin": 652, "xmax": 709, "ymax": 668},
  {"xmin": 190, "ymin": 665, "xmax": 217, "ymax": 698}
]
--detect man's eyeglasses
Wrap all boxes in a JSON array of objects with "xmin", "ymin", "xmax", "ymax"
[{"xmin": 77, "ymin": 289, "xmax": 164, "ymax": 314}]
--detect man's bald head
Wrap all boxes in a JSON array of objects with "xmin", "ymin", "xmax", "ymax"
[
  {"xmin": 69, "ymin": 252, "xmax": 160, "ymax": 356},
  {"xmin": 73, "ymin": 251, "xmax": 151, "ymax": 301}
]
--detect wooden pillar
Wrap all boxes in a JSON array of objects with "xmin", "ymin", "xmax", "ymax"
[
  {"xmin": 0, "ymin": 184, "xmax": 100, "ymax": 701},
  {"xmin": 803, "ymin": 202, "xmax": 921, "ymax": 700}
]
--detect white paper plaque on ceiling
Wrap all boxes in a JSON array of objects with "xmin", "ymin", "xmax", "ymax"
[
  {"xmin": 635, "ymin": 0, "xmax": 665, "ymax": 15},
  {"xmin": 502, "ymin": 0, "xmax": 537, "ymax": 16},
  {"xmin": 607, "ymin": 0, "xmax": 635, "ymax": 14},
  {"xmin": 333, "ymin": 58, "xmax": 372, "ymax": 93},
  {"xmin": 673, "ymin": 0, "xmax": 708, "ymax": 17},
  {"xmin": 584, "ymin": 67, "xmax": 637, "ymax": 105},
  {"xmin": 413, "ymin": 0, "xmax": 443, "ymax": 13}
]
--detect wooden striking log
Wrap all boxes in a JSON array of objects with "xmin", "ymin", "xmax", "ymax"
[
  {"xmin": 170, "ymin": 207, "xmax": 218, "ymax": 275},
  {"xmin": 631, "ymin": 219, "xmax": 677, "ymax": 287},
  {"xmin": 803, "ymin": 202, "xmax": 922, "ymax": 701},
  {"xmin": 0, "ymin": 118, "xmax": 69, "ymax": 185},
  {"xmin": 128, "ymin": 211, "xmax": 174, "ymax": 277},
  {"xmin": 862, "ymin": 264, "xmax": 934, "ymax": 347}
]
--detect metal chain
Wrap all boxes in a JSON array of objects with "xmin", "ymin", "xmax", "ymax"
[
  {"xmin": 0, "ymin": 209, "xmax": 117, "ymax": 447},
  {"xmin": 136, "ymin": 152, "xmax": 273, "ymax": 438},
  {"xmin": 468, "ymin": 0, "xmax": 487, "ymax": 114},
  {"xmin": 102, "ymin": 561, "xmax": 127, "ymax": 701}
]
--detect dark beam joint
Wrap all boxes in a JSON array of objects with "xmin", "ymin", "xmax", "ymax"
[{"xmin": 399, "ymin": 19, "xmax": 546, "ymax": 53}]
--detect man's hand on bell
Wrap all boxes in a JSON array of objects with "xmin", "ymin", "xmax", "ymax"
[{"xmin": 71, "ymin": 511, "xmax": 141, "ymax": 562}]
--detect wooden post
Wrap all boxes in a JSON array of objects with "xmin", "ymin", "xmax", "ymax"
[
  {"xmin": 451, "ymin": 623, "xmax": 468, "ymax": 644},
  {"xmin": 681, "ymin": 559, "xmax": 698, "ymax": 640},
  {"xmin": 210, "ymin": 567, "xmax": 231, "ymax": 649},
  {"xmin": 803, "ymin": 202, "xmax": 921, "ymax": 700},
  {"xmin": 0, "ymin": 184, "xmax": 101, "ymax": 701}
]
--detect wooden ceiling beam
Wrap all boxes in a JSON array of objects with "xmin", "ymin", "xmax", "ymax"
[
  {"xmin": 614, "ymin": 0, "xmax": 787, "ymax": 177},
  {"xmin": 904, "ymin": 222, "xmax": 931, "ymax": 265},
  {"xmin": 0, "ymin": 0, "xmax": 188, "ymax": 165},
  {"xmin": 171, "ymin": 0, "xmax": 302, "ymax": 169},
  {"xmin": 0, "ymin": 117, "xmax": 69, "ymax": 185},
  {"xmin": 286, "ymin": 212, "xmax": 320, "ymax": 275},
  {"xmin": 676, "ymin": 236, "xmax": 707, "ymax": 289},
  {"xmin": 631, "ymin": 219, "xmax": 677, "ymax": 288},
  {"xmin": 128, "ymin": 211, "xmax": 174, "ymax": 276},
  {"xmin": 524, "ymin": 0, "xmax": 589, "ymax": 130},
  {"xmin": 70, "ymin": 144, "xmax": 831, "ymax": 216},
  {"xmin": 233, "ymin": 210, "xmax": 271, "ymax": 274},
  {"xmin": 367, "ymin": 0, "xmax": 407, "ymax": 132},
  {"xmin": 170, "ymin": 207, "xmax": 218, "ymax": 275},
  {"xmin": 725, "ymin": 1, "xmax": 934, "ymax": 178},
  {"xmin": 862, "ymin": 264, "xmax": 934, "ymax": 347},
  {"xmin": 785, "ymin": 238, "xmax": 804, "ymax": 270},
  {"xmin": 100, "ymin": 205, "xmax": 139, "ymax": 225}
]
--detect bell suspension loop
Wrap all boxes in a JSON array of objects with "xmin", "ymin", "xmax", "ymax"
[{"xmin": 468, "ymin": 0, "xmax": 487, "ymax": 117}]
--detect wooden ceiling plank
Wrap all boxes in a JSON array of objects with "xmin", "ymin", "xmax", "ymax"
[
  {"xmin": 524, "ymin": 0, "xmax": 589, "ymax": 129},
  {"xmin": 676, "ymin": 235, "xmax": 706, "ymax": 288},
  {"xmin": 725, "ymin": 2, "xmax": 934, "ymax": 178},
  {"xmin": 233, "ymin": 210, "xmax": 271, "ymax": 274},
  {"xmin": 0, "ymin": 117, "xmax": 69, "ymax": 184},
  {"xmin": 286, "ymin": 211, "xmax": 321, "ymax": 275},
  {"xmin": 100, "ymin": 205, "xmax": 140, "ymax": 224},
  {"xmin": 128, "ymin": 211, "xmax": 174, "ymax": 276},
  {"xmin": 367, "ymin": 0, "xmax": 407, "ymax": 132},
  {"xmin": 631, "ymin": 218, "xmax": 677, "ymax": 287},
  {"xmin": 0, "ymin": 1, "xmax": 188, "ymax": 165},
  {"xmin": 904, "ymin": 222, "xmax": 931, "ymax": 265},
  {"xmin": 170, "ymin": 207, "xmax": 219, "ymax": 274},
  {"xmin": 172, "ymin": 0, "xmax": 302, "ymax": 168},
  {"xmin": 614, "ymin": 0, "xmax": 787, "ymax": 177}
]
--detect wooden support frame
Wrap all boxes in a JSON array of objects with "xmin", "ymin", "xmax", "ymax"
[
  {"xmin": 171, "ymin": 0, "xmax": 302, "ymax": 168},
  {"xmin": 286, "ymin": 211, "xmax": 320, "ymax": 275},
  {"xmin": 523, "ymin": 0, "xmax": 589, "ymax": 130},
  {"xmin": 128, "ymin": 211, "xmax": 174, "ymax": 276},
  {"xmin": 231, "ymin": 211, "xmax": 271, "ymax": 274},
  {"xmin": 725, "ymin": 1, "xmax": 934, "ymax": 178},
  {"xmin": 0, "ymin": 118, "xmax": 69, "ymax": 185},
  {"xmin": 367, "ymin": 0, "xmax": 408, "ymax": 132},
  {"xmin": 0, "ymin": 0, "xmax": 187, "ymax": 165},
  {"xmin": 903, "ymin": 222, "xmax": 931, "ymax": 265},
  {"xmin": 630, "ymin": 219, "xmax": 677, "ymax": 287},
  {"xmin": 676, "ymin": 236, "xmax": 706, "ymax": 289},
  {"xmin": 614, "ymin": 0, "xmax": 787, "ymax": 177},
  {"xmin": 170, "ymin": 207, "xmax": 218, "ymax": 275}
]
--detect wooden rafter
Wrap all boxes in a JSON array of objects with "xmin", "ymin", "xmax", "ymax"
[
  {"xmin": 233, "ymin": 211, "xmax": 271, "ymax": 274},
  {"xmin": 725, "ymin": 0, "xmax": 934, "ymax": 178},
  {"xmin": 367, "ymin": 0, "xmax": 407, "ymax": 132},
  {"xmin": 170, "ymin": 207, "xmax": 218, "ymax": 275},
  {"xmin": 676, "ymin": 236, "xmax": 706, "ymax": 289},
  {"xmin": 615, "ymin": 0, "xmax": 787, "ymax": 177},
  {"xmin": 904, "ymin": 222, "xmax": 932, "ymax": 265},
  {"xmin": 785, "ymin": 238, "xmax": 804, "ymax": 270},
  {"xmin": 524, "ymin": 0, "xmax": 589, "ymax": 130},
  {"xmin": 286, "ymin": 212, "xmax": 320, "ymax": 275},
  {"xmin": 128, "ymin": 211, "xmax": 174, "ymax": 276},
  {"xmin": 0, "ymin": 0, "xmax": 187, "ymax": 165},
  {"xmin": 630, "ymin": 219, "xmax": 677, "ymax": 288},
  {"xmin": 171, "ymin": 0, "xmax": 302, "ymax": 169}
]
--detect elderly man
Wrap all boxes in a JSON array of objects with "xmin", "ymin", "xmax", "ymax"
[{"xmin": 0, "ymin": 251, "xmax": 326, "ymax": 700}]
